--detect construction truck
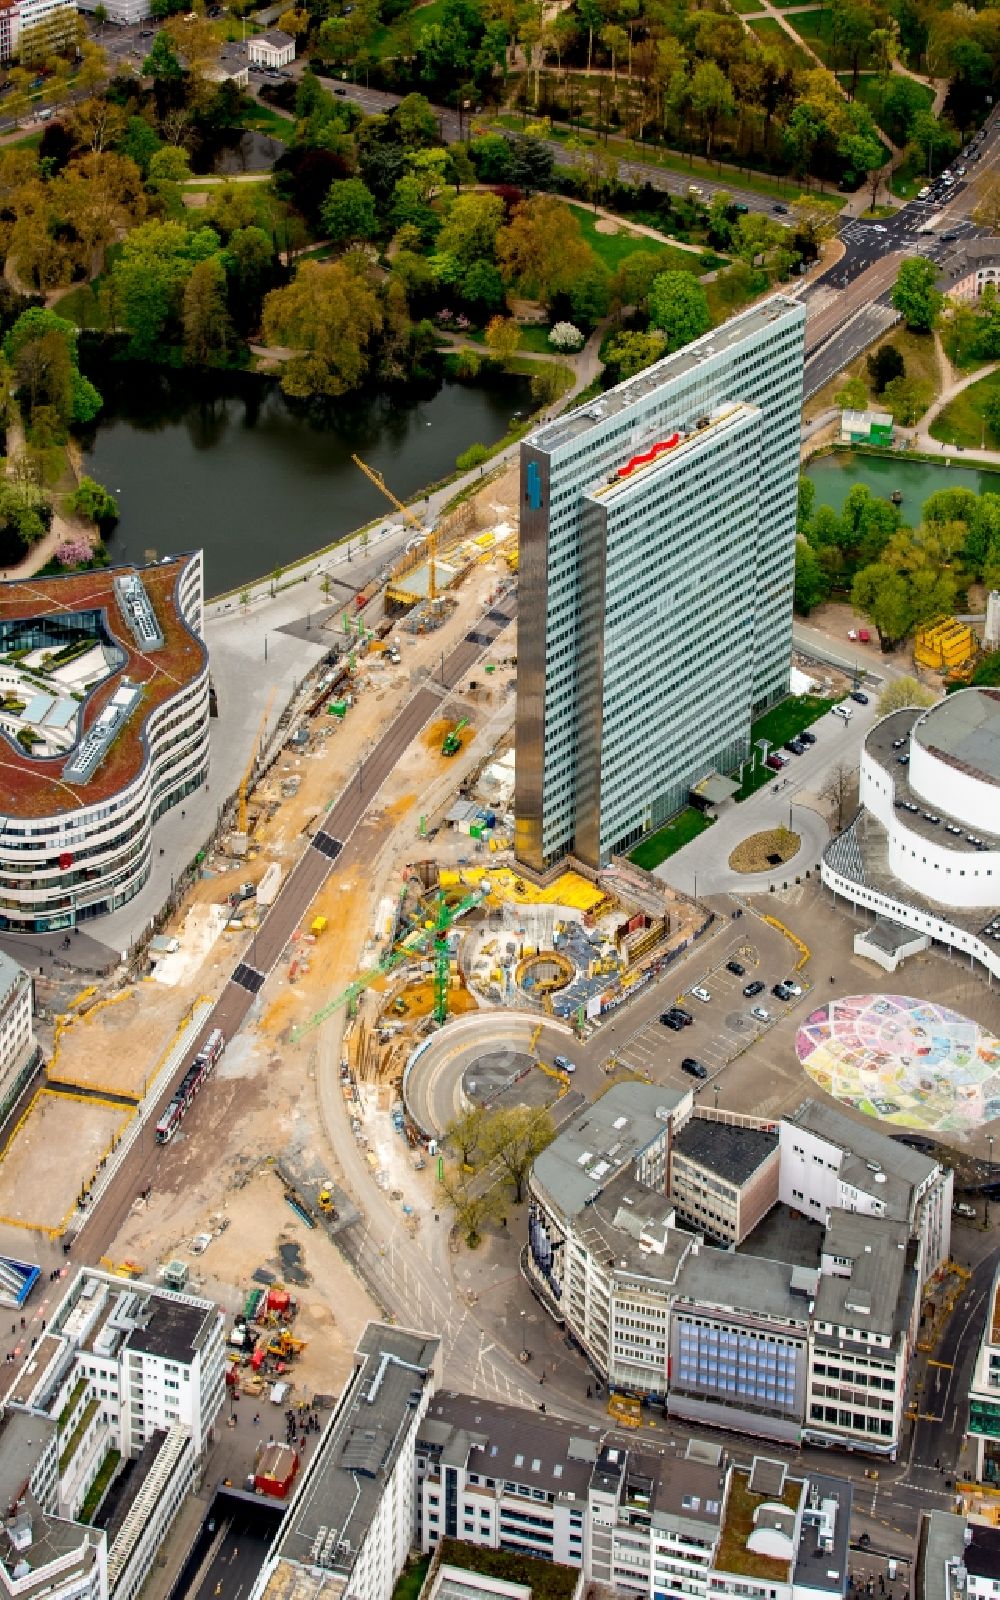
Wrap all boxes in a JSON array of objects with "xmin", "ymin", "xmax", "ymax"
[{"xmin": 442, "ymin": 718, "xmax": 468, "ymax": 757}]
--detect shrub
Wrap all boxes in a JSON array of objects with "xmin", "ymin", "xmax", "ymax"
[
  {"xmin": 456, "ymin": 442, "xmax": 489, "ymax": 471},
  {"xmin": 548, "ymin": 320, "xmax": 583, "ymax": 352},
  {"xmin": 55, "ymin": 537, "xmax": 93, "ymax": 567}
]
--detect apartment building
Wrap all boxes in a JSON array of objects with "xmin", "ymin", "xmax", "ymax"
[
  {"xmin": 417, "ymin": 1394, "xmax": 728, "ymax": 1599},
  {"xmin": 917, "ymin": 1513, "xmax": 1000, "ymax": 1600},
  {"xmin": 515, "ymin": 296, "xmax": 806, "ymax": 870},
  {"xmin": 527, "ymin": 1087, "xmax": 943, "ymax": 1455},
  {"xmin": 251, "ymin": 1325, "xmax": 441, "ymax": 1600},
  {"xmin": 805, "ymin": 1214, "xmax": 917, "ymax": 1452},
  {"xmin": 0, "ymin": 952, "xmax": 37, "ymax": 1127},
  {"xmin": 4, "ymin": 1267, "xmax": 224, "ymax": 1536},
  {"xmin": 669, "ymin": 1118, "xmax": 779, "ymax": 1245},
  {"xmin": 709, "ymin": 1460, "xmax": 851, "ymax": 1600},
  {"xmin": 967, "ymin": 1264, "xmax": 1000, "ymax": 1483},
  {"xmin": 779, "ymin": 1102, "xmax": 952, "ymax": 1288},
  {"xmin": 416, "ymin": 1393, "xmax": 851, "ymax": 1600}
]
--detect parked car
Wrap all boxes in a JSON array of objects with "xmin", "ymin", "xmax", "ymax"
[
  {"xmin": 750, "ymin": 1005, "xmax": 771, "ymax": 1023},
  {"xmin": 783, "ymin": 980, "xmax": 803, "ymax": 997},
  {"xmin": 743, "ymin": 980, "xmax": 765, "ymax": 998},
  {"xmin": 554, "ymin": 1055, "xmax": 576, "ymax": 1074},
  {"xmin": 832, "ymin": 704, "xmax": 853, "ymax": 722},
  {"xmin": 672, "ymin": 1006, "xmax": 693, "ymax": 1025},
  {"xmin": 784, "ymin": 738, "xmax": 805, "ymax": 755},
  {"xmin": 772, "ymin": 982, "xmax": 793, "ymax": 1001},
  {"xmin": 766, "ymin": 754, "xmax": 784, "ymax": 771},
  {"xmin": 850, "ymin": 690, "xmax": 869, "ymax": 705},
  {"xmin": 690, "ymin": 986, "xmax": 711, "ymax": 1003},
  {"xmin": 681, "ymin": 1057, "xmax": 708, "ymax": 1079},
  {"xmin": 798, "ymin": 730, "xmax": 816, "ymax": 746},
  {"xmin": 660, "ymin": 1012, "xmax": 685, "ymax": 1031},
  {"xmin": 954, "ymin": 1202, "xmax": 977, "ymax": 1219},
  {"xmin": 726, "ymin": 960, "xmax": 745, "ymax": 977}
]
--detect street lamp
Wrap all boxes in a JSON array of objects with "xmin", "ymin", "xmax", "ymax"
[
  {"xmin": 987, "ymin": 1135, "xmax": 995, "ymax": 1230},
  {"xmin": 519, "ymin": 1309, "xmax": 529, "ymax": 1362}
]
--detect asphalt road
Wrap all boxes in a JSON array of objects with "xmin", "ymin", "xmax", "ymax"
[{"xmin": 71, "ymin": 591, "xmax": 518, "ymax": 1263}]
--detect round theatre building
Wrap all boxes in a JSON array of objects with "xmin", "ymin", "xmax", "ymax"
[
  {"xmin": 0, "ymin": 553, "xmax": 210, "ymax": 932},
  {"xmin": 822, "ymin": 687, "xmax": 1000, "ymax": 978}
]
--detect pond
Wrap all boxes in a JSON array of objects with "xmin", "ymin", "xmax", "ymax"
[
  {"xmin": 805, "ymin": 451, "xmax": 1000, "ymax": 526},
  {"xmin": 81, "ymin": 364, "xmax": 532, "ymax": 597}
]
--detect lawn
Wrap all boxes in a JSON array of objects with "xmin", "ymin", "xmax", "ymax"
[
  {"xmin": 391, "ymin": 1558, "xmax": 431, "ymax": 1600},
  {"xmin": 568, "ymin": 202, "xmax": 723, "ymax": 272},
  {"xmin": 370, "ymin": 0, "xmax": 448, "ymax": 57},
  {"xmin": 241, "ymin": 102, "xmax": 296, "ymax": 139},
  {"xmin": 735, "ymin": 695, "xmax": 838, "ymax": 800},
  {"xmin": 726, "ymin": 0, "xmax": 764, "ymax": 12},
  {"xmin": 468, "ymin": 324, "xmax": 556, "ymax": 353},
  {"xmin": 746, "ymin": 17, "xmax": 815, "ymax": 70},
  {"xmin": 629, "ymin": 808, "xmax": 715, "ymax": 870},
  {"xmin": 929, "ymin": 369, "xmax": 1000, "ymax": 450}
]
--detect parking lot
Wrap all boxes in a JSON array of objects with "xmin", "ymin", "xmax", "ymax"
[{"xmin": 611, "ymin": 934, "xmax": 813, "ymax": 1099}]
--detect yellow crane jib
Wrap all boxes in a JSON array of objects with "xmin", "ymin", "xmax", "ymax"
[{"xmin": 351, "ymin": 453, "xmax": 437, "ymax": 601}]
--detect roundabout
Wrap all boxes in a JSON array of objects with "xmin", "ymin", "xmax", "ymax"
[
  {"xmin": 403, "ymin": 1012, "xmax": 577, "ymax": 1139},
  {"xmin": 796, "ymin": 993, "xmax": 1000, "ymax": 1132}
]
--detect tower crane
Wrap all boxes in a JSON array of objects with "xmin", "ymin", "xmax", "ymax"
[
  {"xmin": 351, "ymin": 453, "xmax": 437, "ymax": 601},
  {"xmin": 238, "ymin": 688, "xmax": 277, "ymax": 838},
  {"xmin": 290, "ymin": 888, "xmax": 485, "ymax": 1043}
]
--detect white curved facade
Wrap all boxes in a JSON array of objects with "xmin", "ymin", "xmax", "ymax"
[
  {"xmin": 0, "ymin": 554, "xmax": 210, "ymax": 933},
  {"xmin": 822, "ymin": 689, "xmax": 1000, "ymax": 980}
]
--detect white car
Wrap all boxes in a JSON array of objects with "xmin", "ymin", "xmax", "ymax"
[
  {"xmin": 554, "ymin": 1054, "xmax": 577, "ymax": 1075},
  {"xmin": 750, "ymin": 1006, "xmax": 771, "ymax": 1024},
  {"xmin": 783, "ymin": 980, "xmax": 803, "ymax": 997},
  {"xmin": 918, "ymin": 185, "xmax": 931, "ymax": 198},
  {"xmin": 691, "ymin": 986, "xmax": 711, "ymax": 1003}
]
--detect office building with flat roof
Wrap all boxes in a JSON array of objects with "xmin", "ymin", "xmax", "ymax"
[
  {"xmin": 251, "ymin": 1324, "xmax": 441, "ymax": 1600},
  {"xmin": 515, "ymin": 296, "xmax": 806, "ymax": 870}
]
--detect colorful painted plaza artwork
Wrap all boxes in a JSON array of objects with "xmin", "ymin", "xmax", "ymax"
[{"xmin": 795, "ymin": 994, "xmax": 1000, "ymax": 1131}]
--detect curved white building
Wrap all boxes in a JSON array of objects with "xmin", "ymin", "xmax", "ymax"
[
  {"xmin": 822, "ymin": 688, "xmax": 1000, "ymax": 979},
  {"xmin": 0, "ymin": 553, "xmax": 209, "ymax": 932}
]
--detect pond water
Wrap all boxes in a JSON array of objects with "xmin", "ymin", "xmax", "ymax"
[
  {"xmin": 805, "ymin": 451, "xmax": 1000, "ymax": 526},
  {"xmin": 81, "ymin": 365, "xmax": 531, "ymax": 597}
]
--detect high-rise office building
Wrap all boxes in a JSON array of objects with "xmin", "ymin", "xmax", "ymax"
[{"xmin": 515, "ymin": 296, "xmax": 806, "ymax": 870}]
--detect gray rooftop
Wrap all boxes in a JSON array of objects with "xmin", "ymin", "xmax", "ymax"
[
  {"xmin": 861, "ymin": 919, "xmax": 925, "ymax": 954},
  {"xmin": 815, "ymin": 1214, "xmax": 914, "ymax": 1341},
  {"xmin": 274, "ymin": 1325, "xmax": 439, "ymax": 1579},
  {"xmin": 917, "ymin": 1511, "xmax": 968, "ymax": 1600},
  {"xmin": 0, "ymin": 1413, "xmax": 55, "ymax": 1518},
  {"xmin": 790, "ymin": 1101, "xmax": 938, "ymax": 1192},
  {"xmin": 793, "ymin": 1474, "xmax": 853, "ymax": 1596},
  {"xmin": 913, "ymin": 688, "xmax": 1000, "ymax": 787},
  {"xmin": 257, "ymin": 26, "xmax": 294, "ymax": 44},
  {"xmin": 673, "ymin": 1246, "xmax": 814, "ymax": 1327},
  {"xmin": 530, "ymin": 296, "xmax": 803, "ymax": 454},
  {"xmin": 418, "ymin": 1394, "xmax": 600, "ymax": 1502},
  {"xmin": 673, "ymin": 1118, "xmax": 779, "ymax": 1188},
  {"xmin": 0, "ymin": 949, "xmax": 27, "ymax": 1012},
  {"xmin": 0, "ymin": 1501, "xmax": 102, "ymax": 1581},
  {"xmin": 530, "ymin": 1081, "xmax": 686, "ymax": 1219},
  {"xmin": 865, "ymin": 707, "xmax": 1000, "ymax": 849},
  {"xmin": 121, "ymin": 1292, "xmax": 215, "ymax": 1364}
]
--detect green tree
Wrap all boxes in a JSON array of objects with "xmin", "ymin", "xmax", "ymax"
[
  {"xmin": 437, "ymin": 191, "xmax": 504, "ymax": 268},
  {"xmin": 262, "ymin": 258, "xmax": 382, "ymax": 399},
  {"xmin": 321, "ymin": 178, "xmax": 378, "ymax": 245},
  {"xmin": 142, "ymin": 29, "xmax": 183, "ymax": 81},
  {"xmin": 530, "ymin": 365, "xmax": 566, "ymax": 407},
  {"xmin": 70, "ymin": 476, "xmax": 118, "ymax": 526},
  {"xmin": 852, "ymin": 560, "xmax": 914, "ymax": 650},
  {"xmin": 984, "ymin": 392, "xmax": 1000, "ymax": 442},
  {"xmin": 866, "ymin": 343, "xmax": 905, "ymax": 394},
  {"xmin": 182, "ymin": 255, "xmax": 231, "ymax": 366},
  {"xmin": 461, "ymin": 260, "xmax": 504, "ymax": 314},
  {"xmin": 647, "ymin": 272, "xmax": 711, "ymax": 352},
  {"xmin": 882, "ymin": 373, "xmax": 932, "ymax": 424},
  {"xmin": 794, "ymin": 541, "xmax": 830, "ymax": 615},
  {"xmin": 603, "ymin": 328, "xmax": 666, "ymax": 381},
  {"xmin": 689, "ymin": 59, "xmax": 734, "ymax": 157},
  {"xmin": 111, "ymin": 220, "xmax": 220, "ymax": 359},
  {"xmin": 482, "ymin": 1105, "xmax": 555, "ymax": 1204},
  {"xmin": 147, "ymin": 144, "xmax": 190, "ymax": 185},
  {"xmin": 444, "ymin": 1105, "xmax": 490, "ymax": 1166},
  {"xmin": 891, "ymin": 257, "xmax": 942, "ymax": 332},
  {"xmin": 834, "ymin": 375, "xmax": 868, "ymax": 410}
]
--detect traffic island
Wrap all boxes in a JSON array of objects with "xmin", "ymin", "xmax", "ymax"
[{"xmin": 729, "ymin": 828, "xmax": 801, "ymax": 873}]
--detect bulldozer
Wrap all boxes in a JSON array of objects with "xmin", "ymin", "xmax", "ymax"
[{"xmin": 318, "ymin": 1183, "xmax": 338, "ymax": 1217}]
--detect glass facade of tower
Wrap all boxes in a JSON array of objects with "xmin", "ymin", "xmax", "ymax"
[{"xmin": 515, "ymin": 296, "xmax": 806, "ymax": 871}]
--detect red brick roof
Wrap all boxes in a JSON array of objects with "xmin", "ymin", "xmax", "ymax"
[{"xmin": 0, "ymin": 557, "xmax": 206, "ymax": 820}]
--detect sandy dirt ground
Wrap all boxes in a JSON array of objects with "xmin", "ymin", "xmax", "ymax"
[
  {"xmin": 112, "ymin": 1168, "xmax": 377, "ymax": 1404},
  {"xmin": 45, "ymin": 987, "xmax": 212, "ymax": 1098},
  {"xmin": 0, "ymin": 1091, "xmax": 132, "ymax": 1231}
]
